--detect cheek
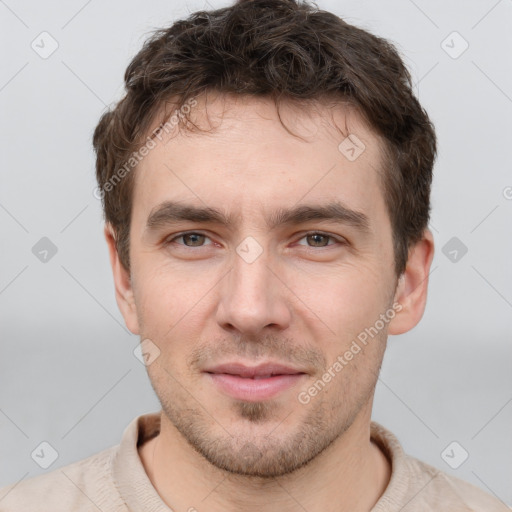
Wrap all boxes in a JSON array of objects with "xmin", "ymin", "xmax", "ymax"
[
  {"xmin": 288, "ymin": 260, "xmax": 390, "ymax": 340},
  {"xmin": 132, "ymin": 261, "xmax": 212, "ymax": 339}
]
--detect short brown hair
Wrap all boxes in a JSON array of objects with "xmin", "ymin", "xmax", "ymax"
[{"xmin": 93, "ymin": 0, "xmax": 437, "ymax": 276}]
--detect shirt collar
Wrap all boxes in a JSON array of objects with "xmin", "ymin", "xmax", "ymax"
[{"xmin": 111, "ymin": 412, "xmax": 408, "ymax": 511}]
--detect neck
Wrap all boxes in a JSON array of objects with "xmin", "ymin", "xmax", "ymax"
[{"xmin": 139, "ymin": 401, "xmax": 391, "ymax": 512}]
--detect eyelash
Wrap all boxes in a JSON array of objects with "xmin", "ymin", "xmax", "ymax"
[{"xmin": 164, "ymin": 231, "xmax": 345, "ymax": 249}]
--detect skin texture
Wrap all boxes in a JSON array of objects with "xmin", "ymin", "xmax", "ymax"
[{"xmin": 105, "ymin": 92, "xmax": 434, "ymax": 512}]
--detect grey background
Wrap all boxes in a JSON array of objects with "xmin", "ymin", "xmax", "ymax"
[{"xmin": 1, "ymin": 0, "xmax": 511, "ymax": 506}]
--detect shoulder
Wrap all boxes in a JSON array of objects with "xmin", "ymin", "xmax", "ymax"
[
  {"xmin": 0, "ymin": 445, "xmax": 126, "ymax": 512},
  {"xmin": 403, "ymin": 456, "xmax": 510, "ymax": 511},
  {"xmin": 370, "ymin": 422, "xmax": 509, "ymax": 512}
]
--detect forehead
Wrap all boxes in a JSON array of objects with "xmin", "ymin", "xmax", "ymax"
[{"xmin": 133, "ymin": 93, "xmax": 388, "ymax": 224}]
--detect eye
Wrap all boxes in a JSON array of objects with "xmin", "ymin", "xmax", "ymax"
[
  {"xmin": 296, "ymin": 232, "xmax": 342, "ymax": 248},
  {"xmin": 166, "ymin": 232, "xmax": 213, "ymax": 247}
]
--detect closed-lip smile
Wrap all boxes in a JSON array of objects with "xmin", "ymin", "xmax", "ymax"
[{"xmin": 203, "ymin": 361, "xmax": 308, "ymax": 401}]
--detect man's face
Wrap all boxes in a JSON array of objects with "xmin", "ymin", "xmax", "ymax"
[{"xmin": 122, "ymin": 95, "xmax": 401, "ymax": 477}]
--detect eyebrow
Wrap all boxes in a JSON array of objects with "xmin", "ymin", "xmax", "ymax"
[{"xmin": 145, "ymin": 200, "xmax": 370, "ymax": 234}]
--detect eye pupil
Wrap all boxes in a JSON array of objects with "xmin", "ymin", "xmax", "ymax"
[
  {"xmin": 184, "ymin": 233, "xmax": 205, "ymax": 246},
  {"xmin": 307, "ymin": 234, "xmax": 328, "ymax": 247}
]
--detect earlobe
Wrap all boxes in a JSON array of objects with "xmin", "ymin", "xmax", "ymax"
[
  {"xmin": 104, "ymin": 224, "xmax": 140, "ymax": 335},
  {"xmin": 388, "ymin": 229, "xmax": 435, "ymax": 336}
]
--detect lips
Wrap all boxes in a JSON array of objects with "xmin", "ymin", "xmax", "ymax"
[
  {"xmin": 204, "ymin": 362, "xmax": 307, "ymax": 401},
  {"xmin": 204, "ymin": 362, "xmax": 305, "ymax": 378}
]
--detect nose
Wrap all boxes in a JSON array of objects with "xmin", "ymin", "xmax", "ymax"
[{"xmin": 215, "ymin": 245, "xmax": 292, "ymax": 337}]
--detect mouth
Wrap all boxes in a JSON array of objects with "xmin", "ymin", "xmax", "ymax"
[{"xmin": 203, "ymin": 362, "xmax": 308, "ymax": 401}]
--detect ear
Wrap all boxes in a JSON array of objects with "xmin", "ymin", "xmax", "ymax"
[
  {"xmin": 104, "ymin": 224, "xmax": 140, "ymax": 335},
  {"xmin": 388, "ymin": 229, "xmax": 435, "ymax": 335}
]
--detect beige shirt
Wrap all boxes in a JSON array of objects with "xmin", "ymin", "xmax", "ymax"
[{"xmin": 0, "ymin": 412, "xmax": 508, "ymax": 511}]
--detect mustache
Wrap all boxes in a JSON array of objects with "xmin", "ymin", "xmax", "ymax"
[{"xmin": 187, "ymin": 334, "xmax": 326, "ymax": 372}]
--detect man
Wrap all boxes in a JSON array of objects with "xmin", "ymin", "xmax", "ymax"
[{"xmin": 0, "ymin": 0, "xmax": 507, "ymax": 510}]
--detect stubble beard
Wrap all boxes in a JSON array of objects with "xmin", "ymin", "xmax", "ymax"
[
  {"xmin": 147, "ymin": 331, "xmax": 386, "ymax": 478},
  {"xmin": 154, "ymin": 369, "xmax": 377, "ymax": 479}
]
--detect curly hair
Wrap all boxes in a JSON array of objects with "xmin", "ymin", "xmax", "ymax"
[{"xmin": 93, "ymin": 0, "xmax": 437, "ymax": 276}]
